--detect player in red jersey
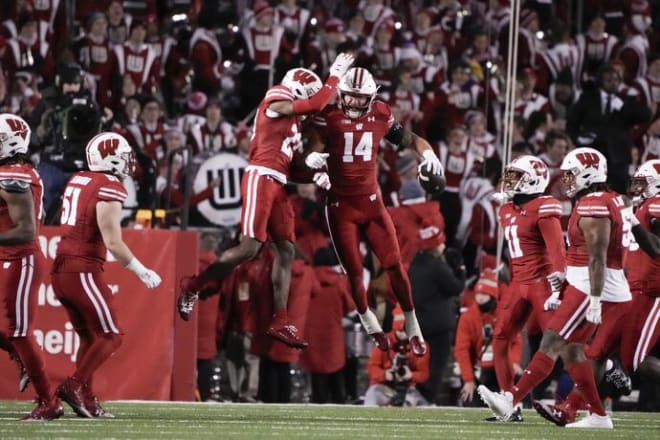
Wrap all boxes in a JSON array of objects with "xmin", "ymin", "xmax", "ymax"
[
  {"xmin": 492, "ymin": 156, "xmax": 566, "ymax": 400},
  {"xmin": 52, "ymin": 132, "xmax": 162, "ymax": 418},
  {"xmin": 480, "ymin": 147, "xmax": 632, "ymax": 429},
  {"xmin": 177, "ymin": 54, "xmax": 356, "ymax": 349},
  {"xmin": 620, "ymin": 160, "xmax": 660, "ymax": 380},
  {"xmin": 304, "ymin": 67, "xmax": 444, "ymax": 356},
  {"xmin": 0, "ymin": 114, "xmax": 64, "ymax": 421}
]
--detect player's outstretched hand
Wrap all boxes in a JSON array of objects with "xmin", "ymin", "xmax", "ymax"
[
  {"xmin": 139, "ymin": 269, "xmax": 162, "ymax": 289},
  {"xmin": 418, "ymin": 150, "xmax": 443, "ymax": 175},
  {"xmin": 305, "ymin": 152, "xmax": 329, "ymax": 169},
  {"xmin": 329, "ymin": 53, "xmax": 355, "ymax": 79},
  {"xmin": 313, "ymin": 172, "xmax": 331, "ymax": 190}
]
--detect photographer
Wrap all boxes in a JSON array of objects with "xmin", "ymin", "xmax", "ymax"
[
  {"xmin": 31, "ymin": 62, "xmax": 111, "ymax": 222},
  {"xmin": 364, "ymin": 308, "xmax": 430, "ymax": 407},
  {"xmin": 454, "ymin": 269, "xmax": 522, "ymax": 408}
]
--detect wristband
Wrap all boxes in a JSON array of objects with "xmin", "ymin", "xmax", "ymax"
[
  {"xmin": 422, "ymin": 150, "xmax": 435, "ymax": 160},
  {"xmin": 126, "ymin": 257, "xmax": 147, "ymax": 274},
  {"xmin": 589, "ymin": 295, "xmax": 601, "ymax": 308}
]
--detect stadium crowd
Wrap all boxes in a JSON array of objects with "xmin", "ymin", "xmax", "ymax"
[{"xmin": 0, "ymin": 0, "xmax": 659, "ymax": 422}]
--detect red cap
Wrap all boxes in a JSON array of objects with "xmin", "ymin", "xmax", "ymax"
[
  {"xmin": 474, "ymin": 268, "xmax": 499, "ymax": 298},
  {"xmin": 187, "ymin": 91, "xmax": 207, "ymax": 112},
  {"xmin": 324, "ymin": 18, "xmax": 345, "ymax": 34},
  {"xmin": 253, "ymin": 0, "xmax": 274, "ymax": 21}
]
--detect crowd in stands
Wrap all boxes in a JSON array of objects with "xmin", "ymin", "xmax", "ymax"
[{"xmin": 2, "ymin": 0, "xmax": 660, "ymax": 409}]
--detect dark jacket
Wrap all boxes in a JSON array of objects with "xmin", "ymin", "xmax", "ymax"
[
  {"xmin": 566, "ymin": 86, "xmax": 650, "ymax": 193},
  {"xmin": 408, "ymin": 251, "xmax": 464, "ymax": 336}
]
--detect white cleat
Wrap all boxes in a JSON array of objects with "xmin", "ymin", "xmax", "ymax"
[
  {"xmin": 565, "ymin": 413, "xmax": 613, "ymax": 429},
  {"xmin": 477, "ymin": 385, "xmax": 514, "ymax": 420}
]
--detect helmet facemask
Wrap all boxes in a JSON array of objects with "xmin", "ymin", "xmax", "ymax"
[{"xmin": 339, "ymin": 90, "xmax": 374, "ymax": 119}]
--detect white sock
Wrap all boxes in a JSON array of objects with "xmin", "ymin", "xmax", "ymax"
[
  {"xmin": 359, "ymin": 309, "xmax": 383, "ymax": 335},
  {"xmin": 404, "ymin": 310, "xmax": 424, "ymax": 341}
]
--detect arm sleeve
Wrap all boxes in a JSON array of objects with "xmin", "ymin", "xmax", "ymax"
[
  {"xmin": 454, "ymin": 314, "xmax": 476, "ymax": 382},
  {"xmin": 291, "ymin": 76, "xmax": 339, "ymax": 115},
  {"xmin": 538, "ymin": 216, "xmax": 567, "ymax": 273}
]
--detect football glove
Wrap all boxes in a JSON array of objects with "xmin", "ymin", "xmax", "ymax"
[
  {"xmin": 329, "ymin": 53, "xmax": 355, "ymax": 79},
  {"xmin": 543, "ymin": 291, "xmax": 562, "ymax": 311},
  {"xmin": 126, "ymin": 258, "xmax": 162, "ymax": 289},
  {"xmin": 586, "ymin": 296, "xmax": 602, "ymax": 324},
  {"xmin": 305, "ymin": 152, "xmax": 329, "ymax": 169},
  {"xmin": 418, "ymin": 150, "xmax": 443, "ymax": 175},
  {"xmin": 313, "ymin": 172, "xmax": 331, "ymax": 190}
]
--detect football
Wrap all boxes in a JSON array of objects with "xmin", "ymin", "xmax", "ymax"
[{"xmin": 418, "ymin": 167, "xmax": 446, "ymax": 195}]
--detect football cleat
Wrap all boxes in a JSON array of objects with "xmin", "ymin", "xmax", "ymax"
[
  {"xmin": 533, "ymin": 400, "xmax": 575, "ymax": 426},
  {"xmin": 566, "ymin": 412, "xmax": 613, "ymax": 429},
  {"xmin": 10, "ymin": 353, "xmax": 30, "ymax": 392},
  {"xmin": 266, "ymin": 325, "xmax": 309, "ymax": 349},
  {"xmin": 21, "ymin": 397, "xmax": 64, "ymax": 421},
  {"xmin": 604, "ymin": 361, "xmax": 632, "ymax": 396},
  {"xmin": 370, "ymin": 332, "xmax": 390, "ymax": 352},
  {"xmin": 177, "ymin": 277, "xmax": 199, "ymax": 321},
  {"xmin": 485, "ymin": 405, "xmax": 523, "ymax": 422},
  {"xmin": 82, "ymin": 383, "xmax": 115, "ymax": 418},
  {"xmin": 477, "ymin": 386, "xmax": 514, "ymax": 421},
  {"xmin": 409, "ymin": 336, "xmax": 427, "ymax": 357},
  {"xmin": 57, "ymin": 376, "xmax": 92, "ymax": 418}
]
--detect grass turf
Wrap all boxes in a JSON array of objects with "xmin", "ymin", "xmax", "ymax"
[{"xmin": 0, "ymin": 401, "xmax": 658, "ymax": 439}]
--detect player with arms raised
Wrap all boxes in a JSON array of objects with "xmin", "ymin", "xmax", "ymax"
[
  {"xmin": 304, "ymin": 67, "xmax": 444, "ymax": 356},
  {"xmin": 53, "ymin": 132, "xmax": 161, "ymax": 418},
  {"xmin": 177, "ymin": 54, "xmax": 355, "ymax": 349},
  {"xmin": 489, "ymin": 156, "xmax": 565, "ymax": 416},
  {"xmin": 0, "ymin": 114, "xmax": 63, "ymax": 420},
  {"xmin": 480, "ymin": 147, "xmax": 632, "ymax": 429}
]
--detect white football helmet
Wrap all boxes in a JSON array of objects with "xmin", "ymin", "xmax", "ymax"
[
  {"xmin": 86, "ymin": 132, "xmax": 135, "ymax": 177},
  {"xmin": 503, "ymin": 155, "xmax": 550, "ymax": 196},
  {"xmin": 0, "ymin": 113, "xmax": 30, "ymax": 160},
  {"xmin": 631, "ymin": 159, "xmax": 660, "ymax": 203},
  {"xmin": 281, "ymin": 68, "xmax": 323, "ymax": 99},
  {"xmin": 338, "ymin": 67, "xmax": 378, "ymax": 119},
  {"xmin": 559, "ymin": 147, "xmax": 607, "ymax": 198}
]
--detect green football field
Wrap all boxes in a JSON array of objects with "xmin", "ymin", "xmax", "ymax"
[{"xmin": 0, "ymin": 401, "xmax": 658, "ymax": 439}]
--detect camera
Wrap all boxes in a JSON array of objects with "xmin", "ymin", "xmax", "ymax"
[
  {"xmin": 482, "ymin": 323, "xmax": 494, "ymax": 341},
  {"xmin": 388, "ymin": 340, "xmax": 411, "ymax": 407}
]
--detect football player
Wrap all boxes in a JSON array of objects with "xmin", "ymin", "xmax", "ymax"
[
  {"xmin": 479, "ymin": 147, "xmax": 632, "ymax": 429},
  {"xmin": 177, "ymin": 54, "xmax": 355, "ymax": 349},
  {"xmin": 623, "ymin": 160, "xmax": 660, "ymax": 379},
  {"xmin": 52, "ymin": 132, "xmax": 161, "ymax": 418},
  {"xmin": 492, "ymin": 156, "xmax": 566, "ymax": 398},
  {"xmin": 304, "ymin": 67, "xmax": 444, "ymax": 356},
  {"xmin": 0, "ymin": 114, "xmax": 63, "ymax": 420}
]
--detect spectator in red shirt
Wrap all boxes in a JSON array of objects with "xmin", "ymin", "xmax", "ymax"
[{"xmin": 454, "ymin": 269, "xmax": 522, "ymax": 407}]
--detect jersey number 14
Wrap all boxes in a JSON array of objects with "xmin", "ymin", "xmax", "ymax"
[{"xmin": 343, "ymin": 132, "xmax": 373, "ymax": 163}]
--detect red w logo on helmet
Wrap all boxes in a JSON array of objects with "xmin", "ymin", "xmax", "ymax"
[
  {"xmin": 575, "ymin": 151, "xmax": 600, "ymax": 167},
  {"xmin": 5, "ymin": 118, "xmax": 28, "ymax": 140},
  {"xmin": 530, "ymin": 159, "xmax": 548, "ymax": 179},
  {"xmin": 292, "ymin": 69, "xmax": 317, "ymax": 85},
  {"xmin": 98, "ymin": 138, "xmax": 120, "ymax": 159}
]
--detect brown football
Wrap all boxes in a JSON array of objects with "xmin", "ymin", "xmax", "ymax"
[{"xmin": 418, "ymin": 168, "xmax": 446, "ymax": 195}]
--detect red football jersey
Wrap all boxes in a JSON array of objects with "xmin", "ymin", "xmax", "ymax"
[
  {"xmin": 0, "ymin": 164, "xmax": 43, "ymax": 260},
  {"xmin": 247, "ymin": 85, "xmax": 302, "ymax": 183},
  {"xmin": 626, "ymin": 194, "xmax": 660, "ymax": 296},
  {"xmin": 55, "ymin": 171, "xmax": 127, "ymax": 272},
  {"xmin": 314, "ymin": 100, "xmax": 394, "ymax": 197},
  {"xmin": 566, "ymin": 191, "xmax": 629, "ymax": 269},
  {"xmin": 499, "ymin": 196, "xmax": 565, "ymax": 283}
]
